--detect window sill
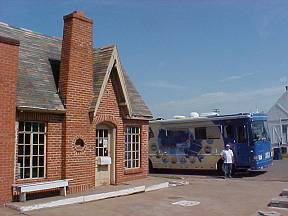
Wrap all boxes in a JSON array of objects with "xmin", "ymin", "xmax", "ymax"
[
  {"xmin": 15, "ymin": 177, "xmax": 47, "ymax": 184},
  {"xmin": 124, "ymin": 168, "xmax": 143, "ymax": 175}
]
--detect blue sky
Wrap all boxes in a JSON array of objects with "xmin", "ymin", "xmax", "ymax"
[{"xmin": 1, "ymin": 0, "xmax": 288, "ymax": 118}]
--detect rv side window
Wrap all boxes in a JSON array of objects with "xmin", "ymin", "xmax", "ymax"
[
  {"xmin": 207, "ymin": 126, "xmax": 221, "ymax": 139},
  {"xmin": 237, "ymin": 125, "xmax": 246, "ymax": 143},
  {"xmin": 195, "ymin": 127, "xmax": 207, "ymax": 139},
  {"xmin": 224, "ymin": 125, "xmax": 234, "ymax": 139}
]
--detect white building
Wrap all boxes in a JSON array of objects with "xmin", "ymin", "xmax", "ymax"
[{"xmin": 267, "ymin": 87, "xmax": 288, "ymax": 153}]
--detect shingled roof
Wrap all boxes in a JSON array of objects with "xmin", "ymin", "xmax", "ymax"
[
  {"xmin": 0, "ymin": 22, "xmax": 152, "ymax": 119},
  {"xmin": 268, "ymin": 90, "xmax": 288, "ymax": 123}
]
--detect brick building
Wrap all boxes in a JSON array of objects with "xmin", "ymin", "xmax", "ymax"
[{"xmin": 0, "ymin": 11, "xmax": 152, "ymax": 205}]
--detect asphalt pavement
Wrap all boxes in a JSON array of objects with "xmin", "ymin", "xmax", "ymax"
[{"xmin": 1, "ymin": 160, "xmax": 287, "ymax": 216}]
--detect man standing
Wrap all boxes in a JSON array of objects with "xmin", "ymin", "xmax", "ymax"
[{"xmin": 221, "ymin": 144, "xmax": 234, "ymax": 178}]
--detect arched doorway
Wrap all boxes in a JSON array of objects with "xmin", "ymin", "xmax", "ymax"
[{"xmin": 95, "ymin": 123, "xmax": 116, "ymax": 186}]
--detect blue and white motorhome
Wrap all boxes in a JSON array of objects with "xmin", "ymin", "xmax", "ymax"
[{"xmin": 149, "ymin": 112, "xmax": 273, "ymax": 172}]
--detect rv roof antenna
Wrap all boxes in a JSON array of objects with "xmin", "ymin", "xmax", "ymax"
[
  {"xmin": 212, "ymin": 108, "xmax": 220, "ymax": 114},
  {"xmin": 256, "ymin": 106, "xmax": 259, "ymax": 113}
]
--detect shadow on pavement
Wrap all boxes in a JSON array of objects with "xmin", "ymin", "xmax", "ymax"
[{"xmin": 150, "ymin": 168, "xmax": 267, "ymax": 179}]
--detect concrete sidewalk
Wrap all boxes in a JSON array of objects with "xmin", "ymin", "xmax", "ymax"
[{"xmin": 6, "ymin": 176, "xmax": 172, "ymax": 213}]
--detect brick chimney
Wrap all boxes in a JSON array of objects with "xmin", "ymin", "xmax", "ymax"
[
  {"xmin": 0, "ymin": 36, "xmax": 19, "ymax": 205},
  {"xmin": 59, "ymin": 11, "xmax": 95, "ymax": 192}
]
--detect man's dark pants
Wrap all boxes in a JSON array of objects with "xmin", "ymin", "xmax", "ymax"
[{"xmin": 223, "ymin": 163, "xmax": 233, "ymax": 178}]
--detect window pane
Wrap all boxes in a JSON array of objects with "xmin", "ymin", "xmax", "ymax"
[
  {"xmin": 33, "ymin": 145, "xmax": 38, "ymax": 155},
  {"xmin": 39, "ymin": 145, "xmax": 44, "ymax": 155},
  {"xmin": 19, "ymin": 122, "xmax": 24, "ymax": 131},
  {"xmin": 99, "ymin": 148, "xmax": 103, "ymax": 156},
  {"xmin": 104, "ymin": 130, "xmax": 108, "ymax": 137},
  {"xmin": 39, "ymin": 123, "xmax": 45, "ymax": 132},
  {"xmin": 24, "ymin": 157, "xmax": 30, "ymax": 167},
  {"xmin": 18, "ymin": 133, "xmax": 24, "ymax": 144},
  {"xmin": 32, "ymin": 168, "xmax": 38, "ymax": 178},
  {"xmin": 104, "ymin": 148, "xmax": 108, "ymax": 156},
  {"xmin": 127, "ymin": 160, "xmax": 131, "ymax": 168},
  {"xmin": 39, "ymin": 167, "xmax": 44, "ymax": 177},
  {"xmin": 237, "ymin": 125, "xmax": 246, "ymax": 143},
  {"xmin": 39, "ymin": 134, "xmax": 44, "ymax": 144},
  {"xmin": 25, "ymin": 122, "xmax": 31, "ymax": 132},
  {"xmin": 39, "ymin": 156, "xmax": 44, "ymax": 166},
  {"xmin": 32, "ymin": 123, "xmax": 38, "ymax": 132},
  {"xmin": 225, "ymin": 125, "xmax": 234, "ymax": 139},
  {"xmin": 25, "ymin": 134, "xmax": 31, "ymax": 144},
  {"xmin": 24, "ymin": 168, "xmax": 30, "ymax": 178},
  {"xmin": 127, "ymin": 135, "xmax": 131, "ymax": 143},
  {"xmin": 18, "ymin": 145, "xmax": 24, "ymax": 155},
  {"xmin": 33, "ymin": 134, "xmax": 38, "ymax": 144},
  {"xmin": 19, "ymin": 168, "xmax": 24, "ymax": 179},
  {"xmin": 98, "ymin": 138, "xmax": 103, "ymax": 147},
  {"xmin": 32, "ymin": 156, "xmax": 38, "ymax": 166},
  {"xmin": 18, "ymin": 157, "xmax": 23, "ymax": 167},
  {"xmin": 24, "ymin": 145, "xmax": 30, "ymax": 155}
]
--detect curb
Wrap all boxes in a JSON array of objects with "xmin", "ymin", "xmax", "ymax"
[{"xmin": 7, "ymin": 182, "xmax": 170, "ymax": 213}]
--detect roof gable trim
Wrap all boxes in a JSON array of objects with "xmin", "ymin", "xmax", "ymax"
[{"xmin": 92, "ymin": 46, "xmax": 132, "ymax": 118}]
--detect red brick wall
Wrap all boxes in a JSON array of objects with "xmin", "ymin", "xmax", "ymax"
[
  {"xmin": 59, "ymin": 11, "xmax": 95, "ymax": 192},
  {"xmin": 0, "ymin": 37, "xmax": 19, "ymax": 205},
  {"xmin": 95, "ymin": 77, "xmax": 124, "ymax": 184},
  {"xmin": 96, "ymin": 75, "xmax": 149, "ymax": 184}
]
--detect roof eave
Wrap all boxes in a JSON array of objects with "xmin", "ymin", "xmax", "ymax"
[{"xmin": 17, "ymin": 106, "xmax": 66, "ymax": 114}]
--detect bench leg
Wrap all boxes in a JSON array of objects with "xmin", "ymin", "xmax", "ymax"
[
  {"xmin": 20, "ymin": 192, "xmax": 26, "ymax": 202},
  {"xmin": 60, "ymin": 186, "xmax": 67, "ymax": 196}
]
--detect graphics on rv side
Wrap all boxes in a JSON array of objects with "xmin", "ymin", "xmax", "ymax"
[{"xmin": 148, "ymin": 112, "xmax": 273, "ymax": 172}]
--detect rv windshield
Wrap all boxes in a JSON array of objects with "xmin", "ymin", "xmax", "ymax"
[{"xmin": 251, "ymin": 121, "xmax": 270, "ymax": 142}]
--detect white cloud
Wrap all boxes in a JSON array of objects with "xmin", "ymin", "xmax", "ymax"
[
  {"xmin": 220, "ymin": 72, "xmax": 254, "ymax": 82},
  {"xmin": 143, "ymin": 81, "xmax": 186, "ymax": 89},
  {"xmin": 151, "ymin": 86, "xmax": 283, "ymax": 118}
]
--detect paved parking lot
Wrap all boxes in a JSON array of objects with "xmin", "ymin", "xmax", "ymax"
[{"xmin": 1, "ymin": 160, "xmax": 287, "ymax": 216}]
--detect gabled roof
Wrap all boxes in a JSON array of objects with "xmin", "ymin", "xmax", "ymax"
[
  {"xmin": 268, "ymin": 90, "xmax": 288, "ymax": 122},
  {"xmin": 92, "ymin": 45, "xmax": 152, "ymax": 119},
  {"xmin": 0, "ymin": 22, "xmax": 153, "ymax": 119}
]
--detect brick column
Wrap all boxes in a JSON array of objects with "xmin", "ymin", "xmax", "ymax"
[
  {"xmin": 0, "ymin": 36, "xmax": 19, "ymax": 205},
  {"xmin": 59, "ymin": 11, "xmax": 95, "ymax": 192}
]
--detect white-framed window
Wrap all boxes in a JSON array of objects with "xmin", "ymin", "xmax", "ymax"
[
  {"xmin": 17, "ymin": 122, "xmax": 46, "ymax": 179},
  {"xmin": 125, "ymin": 127, "xmax": 140, "ymax": 169}
]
